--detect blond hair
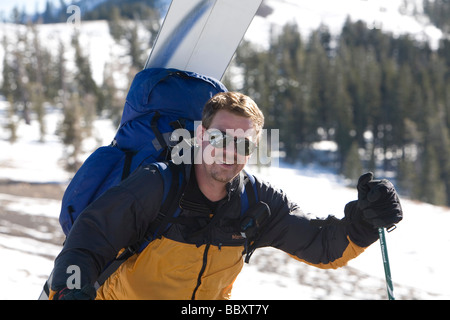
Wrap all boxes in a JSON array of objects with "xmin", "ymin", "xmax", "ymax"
[{"xmin": 202, "ymin": 92, "xmax": 264, "ymax": 139}]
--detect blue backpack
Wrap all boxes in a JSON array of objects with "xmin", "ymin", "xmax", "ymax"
[{"xmin": 59, "ymin": 68, "xmax": 228, "ymax": 236}]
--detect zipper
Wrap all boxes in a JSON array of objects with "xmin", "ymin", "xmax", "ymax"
[
  {"xmin": 190, "ymin": 197, "xmax": 229, "ymax": 300},
  {"xmin": 191, "ymin": 243, "xmax": 210, "ymax": 300}
]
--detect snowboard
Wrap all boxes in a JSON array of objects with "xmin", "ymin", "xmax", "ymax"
[
  {"xmin": 144, "ymin": 0, "xmax": 263, "ymax": 80},
  {"xmin": 38, "ymin": 0, "xmax": 262, "ymax": 300}
]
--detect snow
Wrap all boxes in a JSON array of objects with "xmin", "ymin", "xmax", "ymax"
[
  {"xmin": 246, "ymin": 0, "xmax": 443, "ymax": 50},
  {"xmin": 0, "ymin": 20, "xmax": 141, "ymax": 91},
  {"xmin": 0, "ymin": 0, "xmax": 449, "ymax": 301}
]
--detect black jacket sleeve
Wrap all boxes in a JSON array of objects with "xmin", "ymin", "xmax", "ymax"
[
  {"xmin": 51, "ymin": 165, "xmax": 165, "ymax": 290},
  {"xmin": 255, "ymin": 177, "xmax": 379, "ymax": 269}
]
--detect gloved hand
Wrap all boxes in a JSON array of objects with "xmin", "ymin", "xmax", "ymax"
[
  {"xmin": 53, "ymin": 285, "xmax": 96, "ymax": 300},
  {"xmin": 356, "ymin": 172, "xmax": 403, "ymax": 229}
]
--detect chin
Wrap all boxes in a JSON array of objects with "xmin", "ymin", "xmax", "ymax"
[{"xmin": 211, "ymin": 163, "xmax": 243, "ymax": 183}]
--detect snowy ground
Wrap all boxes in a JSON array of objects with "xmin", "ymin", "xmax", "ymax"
[
  {"xmin": 0, "ymin": 102, "xmax": 449, "ymax": 300},
  {"xmin": 234, "ymin": 165, "xmax": 450, "ymax": 300}
]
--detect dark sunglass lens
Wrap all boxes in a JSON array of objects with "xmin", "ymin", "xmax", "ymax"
[
  {"xmin": 209, "ymin": 129, "xmax": 255, "ymax": 155},
  {"xmin": 209, "ymin": 131, "xmax": 225, "ymax": 148},
  {"xmin": 236, "ymin": 139, "xmax": 255, "ymax": 156}
]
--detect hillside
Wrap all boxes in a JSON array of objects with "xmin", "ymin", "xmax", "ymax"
[{"xmin": 248, "ymin": 0, "xmax": 443, "ymax": 49}]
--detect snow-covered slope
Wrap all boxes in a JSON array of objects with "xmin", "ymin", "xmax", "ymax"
[
  {"xmin": 247, "ymin": 0, "xmax": 443, "ymax": 50},
  {"xmin": 234, "ymin": 164, "xmax": 450, "ymax": 300}
]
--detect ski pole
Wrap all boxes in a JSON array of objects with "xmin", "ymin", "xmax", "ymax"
[{"xmin": 378, "ymin": 227, "xmax": 395, "ymax": 300}]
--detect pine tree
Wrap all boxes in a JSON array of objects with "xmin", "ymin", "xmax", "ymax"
[
  {"xmin": 29, "ymin": 23, "xmax": 47, "ymax": 142},
  {"xmin": 71, "ymin": 31, "xmax": 100, "ymax": 132},
  {"xmin": 59, "ymin": 93, "xmax": 84, "ymax": 172},
  {"xmin": 42, "ymin": 0, "xmax": 55, "ymax": 23},
  {"xmin": 127, "ymin": 22, "xmax": 144, "ymax": 70},
  {"xmin": 55, "ymin": 40, "xmax": 68, "ymax": 108},
  {"xmin": 342, "ymin": 140, "xmax": 363, "ymax": 185},
  {"xmin": 305, "ymin": 26, "xmax": 334, "ymax": 139},
  {"xmin": 426, "ymin": 102, "xmax": 450, "ymax": 206},
  {"xmin": 9, "ymin": 26, "xmax": 32, "ymax": 125},
  {"xmin": 419, "ymin": 142, "xmax": 447, "ymax": 205},
  {"xmin": 332, "ymin": 47, "xmax": 356, "ymax": 170},
  {"xmin": 1, "ymin": 35, "xmax": 14, "ymax": 103},
  {"xmin": 72, "ymin": 32, "xmax": 98, "ymax": 98},
  {"xmin": 5, "ymin": 95, "xmax": 18, "ymax": 143},
  {"xmin": 101, "ymin": 62, "xmax": 124, "ymax": 127},
  {"xmin": 108, "ymin": 7, "xmax": 125, "ymax": 41},
  {"xmin": 397, "ymin": 157, "xmax": 417, "ymax": 198}
]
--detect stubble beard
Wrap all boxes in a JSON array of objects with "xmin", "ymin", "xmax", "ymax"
[{"xmin": 209, "ymin": 163, "xmax": 239, "ymax": 184}]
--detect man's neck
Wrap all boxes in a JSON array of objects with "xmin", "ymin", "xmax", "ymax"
[{"xmin": 194, "ymin": 164, "xmax": 227, "ymax": 202}]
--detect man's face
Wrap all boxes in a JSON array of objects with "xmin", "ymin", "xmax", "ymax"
[{"xmin": 197, "ymin": 110, "xmax": 256, "ymax": 184}]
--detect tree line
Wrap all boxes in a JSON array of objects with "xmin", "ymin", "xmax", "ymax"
[
  {"xmin": 225, "ymin": 17, "xmax": 450, "ymax": 206},
  {"xmin": 424, "ymin": 0, "xmax": 450, "ymax": 34}
]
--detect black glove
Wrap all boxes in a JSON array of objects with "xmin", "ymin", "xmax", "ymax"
[
  {"xmin": 356, "ymin": 172, "xmax": 403, "ymax": 229},
  {"xmin": 53, "ymin": 285, "xmax": 96, "ymax": 300}
]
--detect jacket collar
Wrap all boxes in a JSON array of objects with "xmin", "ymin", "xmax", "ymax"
[{"xmin": 226, "ymin": 172, "xmax": 242, "ymax": 201}]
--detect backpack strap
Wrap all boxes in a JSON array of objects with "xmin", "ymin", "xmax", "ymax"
[
  {"xmin": 240, "ymin": 170, "xmax": 258, "ymax": 216},
  {"xmin": 239, "ymin": 171, "xmax": 272, "ymax": 264},
  {"xmin": 121, "ymin": 150, "xmax": 137, "ymax": 180},
  {"xmin": 94, "ymin": 161, "xmax": 185, "ymax": 290},
  {"xmin": 140, "ymin": 161, "xmax": 185, "ymax": 244}
]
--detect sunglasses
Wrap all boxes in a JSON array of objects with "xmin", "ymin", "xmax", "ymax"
[{"xmin": 206, "ymin": 129, "xmax": 257, "ymax": 156}]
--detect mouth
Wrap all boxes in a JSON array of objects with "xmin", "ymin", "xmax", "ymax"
[
  {"xmin": 215, "ymin": 159, "xmax": 235, "ymax": 168},
  {"xmin": 220, "ymin": 163, "xmax": 234, "ymax": 168}
]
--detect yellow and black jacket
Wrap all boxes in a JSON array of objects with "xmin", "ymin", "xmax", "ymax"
[{"xmin": 50, "ymin": 162, "xmax": 379, "ymax": 300}]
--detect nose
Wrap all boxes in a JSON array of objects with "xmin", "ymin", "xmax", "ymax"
[{"xmin": 220, "ymin": 140, "xmax": 237, "ymax": 164}]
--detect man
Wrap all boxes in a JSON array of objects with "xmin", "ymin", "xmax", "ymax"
[{"xmin": 50, "ymin": 92, "xmax": 402, "ymax": 300}]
